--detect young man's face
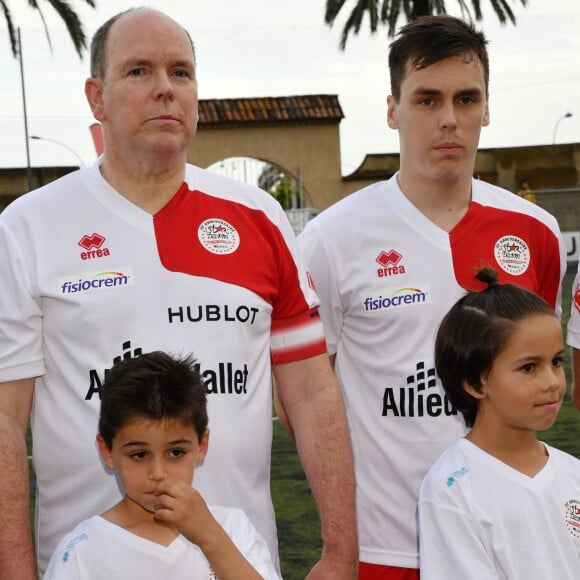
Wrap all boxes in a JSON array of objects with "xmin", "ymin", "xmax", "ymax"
[
  {"xmin": 98, "ymin": 416, "xmax": 208, "ymax": 516},
  {"xmin": 387, "ymin": 53, "xmax": 490, "ymax": 185}
]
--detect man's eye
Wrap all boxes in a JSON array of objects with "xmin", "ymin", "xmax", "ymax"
[{"xmin": 169, "ymin": 449, "xmax": 186, "ymax": 458}]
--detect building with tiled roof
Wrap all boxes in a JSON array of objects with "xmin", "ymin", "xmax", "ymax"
[
  {"xmin": 198, "ymin": 95, "xmax": 344, "ymax": 128},
  {"xmin": 189, "ymin": 95, "xmax": 345, "ymax": 210}
]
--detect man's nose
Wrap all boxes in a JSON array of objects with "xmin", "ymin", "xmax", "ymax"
[
  {"xmin": 439, "ymin": 101, "xmax": 458, "ymax": 130},
  {"xmin": 153, "ymin": 71, "xmax": 175, "ymax": 100}
]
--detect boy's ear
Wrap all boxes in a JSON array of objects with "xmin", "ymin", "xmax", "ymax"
[
  {"xmin": 196, "ymin": 429, "xmax": 210, "ymax": 466},
  {"xmin": 96, "ymin": 434, "xmax": 115, "ymax": 470},
  {"xmin": 463, "ymin": 379, "xmax": 487, "ymax": 400}
]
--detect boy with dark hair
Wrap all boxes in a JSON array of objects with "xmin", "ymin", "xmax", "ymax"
[
  {"xmin": 419, "ymin": 267, "xmax": 580, "ymax": 579},
  {"xmin": 44, "ymin": 351, "xmax": 280, "ymax": 579}
]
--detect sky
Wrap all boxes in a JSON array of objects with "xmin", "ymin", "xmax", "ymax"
[{"xmin": 0, "ymin": 0, "xmax": 579, "ymax": 175}]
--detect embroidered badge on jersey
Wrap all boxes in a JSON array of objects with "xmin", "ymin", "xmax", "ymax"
[
  {"xmin": 564, "ymin": 499, "xmax": 580, "ymax": 539},
  {"xmin": 494, "ymin": 235, "xmax": 530, "ymax": 276},
  {"xmin": 198, "ymin": 218, "xmax": 240, "ymax": 255},
  {"xmin": 573, "ymin": 282, "xmax": 580, "ymax": 314}
]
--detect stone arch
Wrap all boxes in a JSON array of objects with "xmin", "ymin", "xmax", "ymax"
[{"xmin": 187, "ymin": 95, "xmax": 344, "ymax": 209}]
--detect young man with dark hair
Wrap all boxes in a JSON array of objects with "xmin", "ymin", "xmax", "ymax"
[{"xmin": 297, "ymin": 14, "xmax": 565, "ymax": 579}]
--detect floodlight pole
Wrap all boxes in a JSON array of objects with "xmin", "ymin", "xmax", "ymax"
[{"xmin": 17, "ymin": 28, "xmax": 33, "ymax": 191}]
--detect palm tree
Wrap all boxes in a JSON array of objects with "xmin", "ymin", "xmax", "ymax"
[
  {"xmin": 2, "ymin": 0, "xmax": 96, "ymax": 59},
  {"xmin": 325, "ymin": 0, "xmax": 528, "ymax": 50}
]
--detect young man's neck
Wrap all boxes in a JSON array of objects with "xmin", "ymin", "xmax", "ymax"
[{"xmin": 396, "ymin": 171, "xmax": 473, "ymax": 232}]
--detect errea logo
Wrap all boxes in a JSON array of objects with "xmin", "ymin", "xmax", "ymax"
[
  {"xmin": 78, "ymin": 233, "xmax": 110, "ymax": 260},
  {"xmin": 376, "ymin": 249, "xmax": 406, "ymax": 277}
]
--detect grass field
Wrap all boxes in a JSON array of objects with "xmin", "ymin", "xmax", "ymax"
[{"xmin": 28, "ymin": 272, "xmax": 580, "ymax": 579}]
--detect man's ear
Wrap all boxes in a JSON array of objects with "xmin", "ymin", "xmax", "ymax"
[
  {"xmin": 96, "ymin": 434, "xmax": 115, "ymax": 470},
  {"xmin": 196, "ymin": 429, "xmax": 210, "ymax": 466},
  {"xmin": 85, "ymin": 77, "xmax": 106, "ymax": 122},
  {"xmin": 387, "ymin": 95, "xmax": 399, "ymax": 130},
  {"xmin": 481, "ymin": 96, "xmax": 490, "ymax": 127}
]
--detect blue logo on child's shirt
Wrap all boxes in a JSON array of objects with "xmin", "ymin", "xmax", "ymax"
[
  {"xmin": 446, "ymin": 466, "xmax": 469, "ymax": 487},
  {"xmin": 62, "ymin": 533, "xmax": 89, "ymax": 563}
]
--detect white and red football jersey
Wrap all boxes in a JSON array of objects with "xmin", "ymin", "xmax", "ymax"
[
  {"xmin": 566, "ymin": 261, "xmax": 580, "ymax": 349},
  {"xmin": 298, "ymin": 174, "xmax": 566, "ymax": 568},
  {"xmin": 0, "ymin": 160, "xmax": 325, "ymax": 573}
]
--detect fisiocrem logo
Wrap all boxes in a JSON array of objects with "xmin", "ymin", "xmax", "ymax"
[
  {"xmin": 58, "ymin": 269, "xmax": 134, "ymax": 294},
  {"xmin": 363, "ymin": 285, "xmax": 430, "ymax": 311}
]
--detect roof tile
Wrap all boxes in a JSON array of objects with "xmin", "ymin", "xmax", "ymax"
[{"xmin": 198, "ymin": 95, "xmax": 344, "ymax": 127}]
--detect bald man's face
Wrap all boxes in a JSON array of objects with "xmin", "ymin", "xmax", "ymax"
[{"xmin": 86, "ymin": 10, "xmax": 198, "ymax": 162}]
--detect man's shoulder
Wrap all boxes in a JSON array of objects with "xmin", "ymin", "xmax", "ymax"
[
  {"xmin": 185, "ymin": 163, "xmax": 281, "ymax": 212},
  {"xmin": 473, "ymin": 179, "xmax": 560, "ymax": 229},
  {"xmin": 1, "ymin": 170, "xmax": 85, "ymax": 220},
  {"xmin": 303, "ymin": 179, "xmax": 392, "ymax": 233},
  {"xmin": 329, "ymin": 179, "xmax": 391, "ymax": 211}
]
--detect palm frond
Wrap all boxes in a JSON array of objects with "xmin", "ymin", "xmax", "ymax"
[
  {"xmin": 43, "ymin": 0, "xmax": 88, "ymax": 57},
  {"xmin": 1, "ymin": 1, "xmax": 18, "ymax": 56},
  {"xmin": 327, "ymin": 0, "xmax": 529, "ymax": 49},
  {"xmin": 3, "ymin": 0, "xmax": 97, "ymax": 59},
  {"xmin": 325, "ymin": 0, "xmax": 351, "ymax": 25}
]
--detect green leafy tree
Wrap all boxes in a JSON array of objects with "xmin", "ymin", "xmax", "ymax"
[
  {"xmin": 2, "ymin": 0, "xmax": 96, "ymax": 59},
  {"xmin": 258, "ymin": 164, "xmax": 300, "ymax": 210},
  {"xmin": 325, "ymin": 0, "xmax": 528, "ymax": 49}
]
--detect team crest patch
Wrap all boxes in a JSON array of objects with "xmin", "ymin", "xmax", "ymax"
[
  {"xmin": 198, "ymin": 219, "xmax": 240, "ymax": 255},
  {"xmin": 564, "ymin": 499, "xmax": 580, "ymax": 539},
  {"xmin": 494, "ymin": 235, "xmax": 530, "ymax": 276},
  {"xmin": 574, "ymin": 283, "xmax": 580, "ymax": 314}
]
